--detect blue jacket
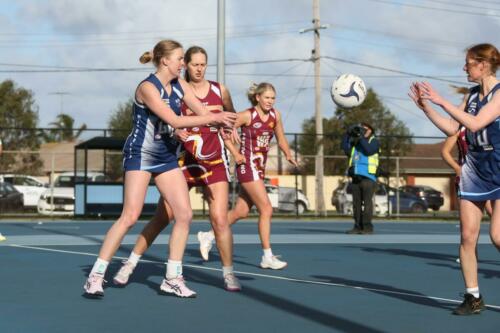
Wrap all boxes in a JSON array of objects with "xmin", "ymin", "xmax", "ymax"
[{"xmin": 341, "ymin": 133, "xmax": 380, "ymax": 181}]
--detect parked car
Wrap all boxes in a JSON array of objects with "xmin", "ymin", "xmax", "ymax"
[
  {"xmin": 37, "ymin": 172, "xmax": 107, "ymax": 216},
  {"xmin": 0, "ymin": 181, "xmax": 24, "ymax": 212},
  {"xmin": 271, "ymin": 185, "xmax": 310, "ymax": 214},
  {"xmin": 331, "ymin": 181, "xmax": 390, "ymax": 216},
  {"xmin": 398, "ymin": 185, "xmax": 444, "ymax": 211},
  {"xmin": 0, "ymin": 174, "xmax": 48, "ymax": 207},
  {"xmin": 331, "ymin": 181, "xmax": 428, "ymax": 215}
]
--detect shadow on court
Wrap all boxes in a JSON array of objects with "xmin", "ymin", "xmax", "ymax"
[
  {"xmin": 312, "ymin": 275, "xmax": 454, "ymax": 311},
  {"xmin": 351, "ymin": 246, "xmax": 500, "ymax": 266},
  {"xmin": 80, "ymin": 252, "xmax": 385, "ymax": 333}
]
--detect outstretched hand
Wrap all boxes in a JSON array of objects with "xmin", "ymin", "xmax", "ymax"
[
  {"xmin": 408, "ymin": 82, "xmax": 427, "ymax": 111},
  {"xmin": 417, "ymin": 81, "xmax": 445, "ymax": 106},
  {"xmin": 213, "ymin": 111, "xmax": 237, "ymax": 128},
  {"xmin": 287, "ymin": 156, "xmax": 299, "ymax": 168},
  {"xmin": 173, "ymin": 129, "xmax": 189, "ymax": 142}
]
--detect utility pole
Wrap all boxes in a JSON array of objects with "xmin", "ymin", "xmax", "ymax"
[
  {"xmin": 300, "ymin": 0, "xmax": 328, "ymax": 215},
  {"xmin": 217, "ymin": 0, "xmax": 225, "ymax": 84}
]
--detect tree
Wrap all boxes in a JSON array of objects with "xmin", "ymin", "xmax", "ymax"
[
  {"xmin": 42, "ymin": 113, "xmax": 87, "ymax": 142},
  {"xmin": 108, "ymin": 99, "xmax": 133, "ymax": 139},
  {"xmin": 106, "ymin": 99, "xmax": 134, "ymax": 180},
  {"xmin": 0, "ymin": 80, "xmax": 44, "ymax": 174},
  {"xmin": 298, "ymin": 88, "xmax": 413, "ymax": 176}
]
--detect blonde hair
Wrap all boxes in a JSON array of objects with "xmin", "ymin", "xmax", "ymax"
[
  {"xmin": 139, "ymin": 39, "xmax": 183, "ymax": 67},
  {"xmin": 466, "ymin": 43, "xmax": 500, "ymax": 74},
  {"xmin": 247, "ymin": 82, "xmax": 276, "ymax": 106}
]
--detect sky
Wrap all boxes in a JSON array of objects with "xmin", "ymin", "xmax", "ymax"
[{"xmin": 1, "ymin": 0, "xmax": 499, "ymax": 140}]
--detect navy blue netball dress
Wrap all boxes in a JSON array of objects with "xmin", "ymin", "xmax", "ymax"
[
  {"xmin": 460, "ymin": 83, "xmax": 500, "ymax": 201},
  {"xmin": 123, "ymin": 74, "xmax": 184, "ymax": 173}
]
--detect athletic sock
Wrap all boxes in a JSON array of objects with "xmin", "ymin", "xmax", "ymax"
[
  {"xmin": 90, "ymin": 258, "xmax": 109, "ymax": 276},
  {"xmin": 128, "ymin": 252, "xmax": 141, "ymax": 266},
  {"xmin": 466, "ymin": 287, "xmax": 480, "ymax": 298},
  {"xmin": 166, "ymin": 260, "xmax": 183, "ymax": 279},
  {"xmin": 263, "ymin": 248, "xmax": 273, "ymax": 259},
  {"xmin": 222, "ymin": 265, "xmax": 234, "ymax": 277},
  {"xmin": 207, "ymin": 229, "xmax": 215, "ymax": 241}
]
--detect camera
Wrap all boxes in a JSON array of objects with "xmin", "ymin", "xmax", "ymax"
[{"xmin": 348, "ymin": 124, "xmax": 365, "ymax": 138}]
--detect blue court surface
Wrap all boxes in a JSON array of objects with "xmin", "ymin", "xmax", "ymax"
[{"xmin": 1, "ymin": 219, "xmax": 499, "ymax": 333}]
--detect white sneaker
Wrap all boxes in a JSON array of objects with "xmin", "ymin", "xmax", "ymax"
[
  {"xmin": 160, "ymin": 276, "xmax": 197, "ymax": 298},
  {"xmin": 113, "ymin": 260, "xmax": 136, "ymax": 285},
  {"xmin": 260, "ymin": 255, "xmax": 287, "ymax": 270},
  {"xmin": 224, "ymin": 273, "xmax": 242, "ymax": 292},
  {"xmin": 0, "ymin": 233, "xmax": 5, "ymax": 242},
  {"xmin": 84, "ymin": 273, "xmax": 106, "ymax": 296},
  {"xmin": 197, "ymin": 231, "xmax": 213, "ymax": 261}
]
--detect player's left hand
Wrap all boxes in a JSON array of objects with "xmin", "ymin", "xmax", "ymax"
[
  {"xmin": 287, "ymin": 156, "xmax": 298, "ymax": 168},
  {"xmin": 174, "ymin": 129, "xmax": 189, "ymax": 142}
]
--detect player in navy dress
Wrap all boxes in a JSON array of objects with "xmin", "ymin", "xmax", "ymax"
[
  {"xmin": 112, "ymin": 46, "xmax": 243, "ymax": 292},
  {"xmin": 409, "ymin": 43, "xmax": 500, "ymax": 315},
  {"xmin": 83, "ymin": 40, "xmax": 236, "ymax": 298}
]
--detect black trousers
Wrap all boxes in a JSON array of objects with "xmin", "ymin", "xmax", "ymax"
[{"xmin": 351, "ymin": 176, "xmax": 375, "ymax": 230}]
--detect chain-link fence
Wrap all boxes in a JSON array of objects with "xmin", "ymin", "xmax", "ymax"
[{"xmin": 0, "ymin": 127, "xmax": 457, "ymax": 218}]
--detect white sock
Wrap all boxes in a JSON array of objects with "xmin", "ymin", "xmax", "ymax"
[
  {"xmin": 263, "ymin": 248, "xmax": 273, "ymax": 259},
  {"xmin": 466, "ymin": 287, "xmax": 480, "ymax": 298},
  {"xmin": 128, "ymin": 252, "xmax": 141, "ymax": 266},
  {"xmin": 166, "ymin": 260, "xmax": 182, "ymax": 279},
  {"xmin": 90, "ymin": 258, "xmax": 109, "ymax": 276},
  {"xmin": 207, "ymin": 229, "xmax": 215, "ymax": 241},
  {"xmin": 222, "ymin": 265, "xmax": 234, "ymax": 277}
]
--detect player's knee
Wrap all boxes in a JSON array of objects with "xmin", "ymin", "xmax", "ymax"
[
  {"xmin": 118, "ymin": 211, "xmax": 141, "ymax": 229},
  {"xmin": 461, "ymin": 228, "xmax": 479, "ymax": 247},
  {"xmin": 174, "ymin": 209, "xmax": 193, "ymax": 226},
  {"xmin": 258, "ymin": 203, "xmax": 273, "ymax": 218}
]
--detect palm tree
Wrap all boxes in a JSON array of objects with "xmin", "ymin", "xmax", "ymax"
[{"xmin": 42, "ymin": 113, "xmax": 87, "ymax": 142}]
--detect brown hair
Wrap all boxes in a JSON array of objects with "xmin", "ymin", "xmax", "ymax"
[
  {"xmin": 139, "ymin": 39, "xmax": 183, "ymax": 67},
  {"xmin": 466, "ymin": 43, "xmax": 500, "ymax": 74},
  {"xmin": 184, "ymin": 46, "xmax": 208, "ymax": 82},
  {"xmin": 247, "ymin": 82, "xmax": 276, "ymax": 106}
]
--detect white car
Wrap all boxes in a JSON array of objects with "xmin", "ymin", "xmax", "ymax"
[
  {"xmin": 0, "ymin": 174, "xmax": 48, "ymax": 207},
  {"xmin": 266, "ymin": 184, "xmax": 310, "ymax": 214},
  {"xmin": 37, "ymin": 172, "xmax": 107, "ymax": 216}
]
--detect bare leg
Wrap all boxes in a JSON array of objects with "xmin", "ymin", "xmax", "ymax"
[
  {"xmin": 489, "ymin": 199, "xmax": 500, "ymax": 251},
  {"xmin": 205, "ymin": 182, "xmax": 233, "ymax": 267},
  {"xmin": 98, "ymin": 171, "xmax": 151, "ymax": 261},
  {"xmin": 240, "ymin": 180, "xmax": 273, "ymax": 250},
  {"xmin": 154, "ymin": 168, "xmax": 193, "ymax": 261},
  {"xmin": 228, "ymin": 190, "xmax": 253, "ymax": 226},
  {"xmin": 459, "ymin": 199, "xmax": 484, "ymax": 288},
  {"xmin": 132, "ymin": 198, "xmax": 173, "ymax": 256}
]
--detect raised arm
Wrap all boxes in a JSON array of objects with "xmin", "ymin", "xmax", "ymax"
[
  {"xmin": 420, "ymin": 82, "xmax": 500, "ymax": 132},
  {"xmin": 137, "ymin": 81, "xmax": 235, "ymax": 129},
  {"xmin": 273, "ymin": 110, "xmax": 298, "ymax": 167},
  {"xmin": 408, "ymin": 82, "xmax": 460, "ymax": 136}
]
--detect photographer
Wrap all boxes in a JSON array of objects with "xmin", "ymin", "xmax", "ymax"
[{"xmin": 341, "ymin": 122, "xmax": 380, "ymax": 234}]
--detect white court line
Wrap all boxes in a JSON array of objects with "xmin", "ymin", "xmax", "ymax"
[{"xmin": 8, "ymin": 244, "xmax": 500, "ymax": 310}]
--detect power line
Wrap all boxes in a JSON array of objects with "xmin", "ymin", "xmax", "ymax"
[
  {"xmin": 362, "ymin": 0, "xmax": 500, "ymax": 18},
  {"xmin": 0, "ymin": 20, "xmax": 307, "ymax": 37},
  {"xmin": 323, "ymin": 33, "xmax": 462, "ymax": 59},
  {"xmin": 421, "ymin": 0, "xmax": 500, "ymax": 11},
  {"xmin": 326, "ymin": 22, "xmax": 470, "ymax": 48},
  {"xmin": 322, "ymin": 56, "xmax": 470, "ymax": 85}
]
